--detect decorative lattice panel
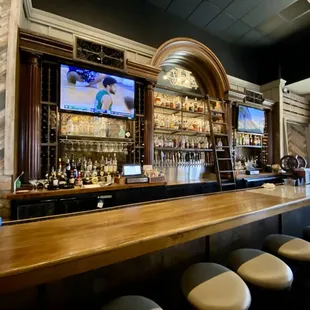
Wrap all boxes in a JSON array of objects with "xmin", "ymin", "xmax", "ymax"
[{"xmin": 74, "ymin": 37, "xmax": 125, "ymax": 71}]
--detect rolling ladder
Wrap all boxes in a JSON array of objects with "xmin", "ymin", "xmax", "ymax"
[{"xmin": 206, "ymin": 96, "xmax": 236, "ymax": 191}]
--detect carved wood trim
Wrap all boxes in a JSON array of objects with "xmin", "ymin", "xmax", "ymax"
[
  {"xmin": 19, "ymin": 53, "xmax": 41, "ymax": 180},
  {"xmin": 126, "ymin": 59, "xmax": 161, "ymax": 82},
  {"xmin": 150, "ymin": 38, "xmax": 230, "ymax": 98},
  {"xmin": 19, "ymin": 29, "xmax": 73, "ymax": 59}
]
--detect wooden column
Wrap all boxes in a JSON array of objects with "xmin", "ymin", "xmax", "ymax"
[
  {"xmin": 19, "ymin": 53, "xmax": 41, "ymax": 180},
  {"xmin": 144, "ymin": 82, "xmax": 155, "ymax": 165}
]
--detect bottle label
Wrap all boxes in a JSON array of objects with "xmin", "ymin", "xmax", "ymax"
[
  {"xmin": 69, "ymin": 178, "xmax": 75, "ymax": 184},
  {"xmin": 53, "ymin": 179, "xmax": 59, "ymax": 186},
  {"xmin": 97, "ymin": 200, "xmax": 104, "ymax": 209}
]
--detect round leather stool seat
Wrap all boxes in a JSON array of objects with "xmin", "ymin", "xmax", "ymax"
[
  {"xmin": 303, "ymin": 226, "xmax": 310, "ymax": 242},
  {"xmin": 181, "ymin": 262, "xmax": 251, "ymax": 310},
  {"xmin": 264, "ymin": 234, "xmax": 310, "ymax": 262},
  {"xmin": 228, "ymin": 249, "xmax": 293, "ymax": 290},
  {"xmin": 101, "ymin": 295, "xmax": 162, "ymax": 310}
]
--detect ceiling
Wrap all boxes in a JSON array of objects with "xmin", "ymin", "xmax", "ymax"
[
  {"xmin": 287, "ymin": 78, "xmax": 310, "ymax": 95},
  {"xmin": 146, "ymin": 0, "xmax": 310, "ymax": 45}
]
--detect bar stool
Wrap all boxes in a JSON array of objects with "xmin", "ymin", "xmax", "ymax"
[
  {"xmin": 228, "ymin": 249, "xmax": 293, "ymax": 309},
  {"xmin": 181, "ymin": 262, "xmax": 251, "ymax": 309},
  {"xmin": 101, "ymin": 295, "xmax": 163, "ymax": 310},
  {"xmin": 264, "ymin": 234, "xmax": 310, "ymax": 309},
  {"xmin": 264, "ymin": 234, "xmax": 310, "ymax": 263}
]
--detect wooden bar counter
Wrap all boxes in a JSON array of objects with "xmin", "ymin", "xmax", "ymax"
[{"xmin": 1, "ymin": 185, "xmax": 308, "ymax": 294}]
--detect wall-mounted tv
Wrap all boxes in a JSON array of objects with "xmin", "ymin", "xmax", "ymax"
[
  {"xmin": 60, "ymin": 64, "xmax": 135, "ymax": 119},
  {"xmin": 237, "ymin": 105, "xmax": 265, "ymax": 134}
]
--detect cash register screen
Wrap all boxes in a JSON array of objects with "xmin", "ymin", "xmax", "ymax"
[{"xmin": 123, "ymin": 165, "xmax": 142, "ymax": 176}]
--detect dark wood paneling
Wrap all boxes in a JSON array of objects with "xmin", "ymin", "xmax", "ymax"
[
  {"xmin": 281, "ymin": 206, "xmax": 310, "ymax": 238},
  {"xmin": 144, "ymin": 83, "xmax": 154, "ymax": 165},
  {"xmin": 209, "ymin": 216, "xmax": 280, "ymax": 266},
  {"xmin": 19, "ymin": 29, "xmax": 73, "ymax": 60}
]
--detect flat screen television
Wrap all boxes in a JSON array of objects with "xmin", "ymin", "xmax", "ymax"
[
  {"xmin": 60, "ymin": 64, "xmax": 135, "ymax": 119},
  {"xmin": 237, "ymin": 105, "xmax": 265, "ymax": 134}
]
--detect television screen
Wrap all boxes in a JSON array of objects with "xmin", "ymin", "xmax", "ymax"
[
  {"xmin": 237, "ymin": 105, "xmax": 265, "ymax": 134},
  {"xmin": 60, "ymin": 64, "xmax": 135, "ymax": 119}
]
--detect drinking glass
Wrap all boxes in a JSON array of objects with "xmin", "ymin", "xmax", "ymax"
[
  {"xmin": 29, "ymin": 179, "xmax": 36, "ymax": 191},
  {"xmin": 83, "ymin": 141, "xmax": 88, "ymax": 152},
  {"xmin": 96, "ymin": 142, "xmax": 101, "ymax": 153},
  {"xmin": 77, "ymin": 141, "xmax": 82, "ymax": 152},
  {"xmin": 70, "ymin": 141, "xmax": 75, "ymax": 152},
  {"xmin": 103, "ymin": 143, "xmax": 108, "ymax": 153},
  {"xmin": 109, "ymin": 143, "xmax": 114, "ymax": 152},
  {"xmin": 64, "ymin": 140, "xmax": 69, "ymax": 152},
  {"xmin": 89, "ymin": 142, "xmax": 95, "ymax": 152},
  {"xmin": 39, "ymin": 179, "xmax": 49, "ymax": 190}
]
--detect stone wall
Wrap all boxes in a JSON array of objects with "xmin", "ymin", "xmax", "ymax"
[
  {"xmin": 0, "ymin": 0, "xmax": 11, "ymax": 176},
  {"xmin": 0, "ymin": 0, "xmax": 21, "ymax": 220}
]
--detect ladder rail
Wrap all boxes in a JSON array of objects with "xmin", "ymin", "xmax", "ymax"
[{"xmin": 206, "ymin": 95, "xmax": 236, "ymax": 191}]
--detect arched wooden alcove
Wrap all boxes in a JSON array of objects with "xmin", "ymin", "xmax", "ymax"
[
  {"xmin": 150, "ymin": 38, "xmax": 230, "ymax": 98},
  {"xmin": 144, "ymin": 38, "xmax": 230, "ymax": 164}
]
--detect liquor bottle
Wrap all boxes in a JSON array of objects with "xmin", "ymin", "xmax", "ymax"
[
  {"xmin": 65, "ymin": 159, "xmax": 71, "ymax": 179},
  {"xmin": 68, "ymin": 170, "xmax": 75, "ymax": 185},
  {"xmin": 76, "ymin": 158, "xmax": 82, "ymax": 172},
  {"xmin": 75, "ymin": 171, "xmax": 83, "ymax": 187},
  {"xmin": 49, "ymin": 166, "xmax": 55, "ymax": 185},
  {"xmin": 113, "ymin": 153, "xmax": 117, "ymax": 173},
  {"xmin": 52, "ymin": 172, "xmax": 59, "ymax": 189},
  {"xmin": 118, "ymin": 125, "xmax": 125, "ymax": 138},
  {"xmin": 57, "ymin": 158, "xmax": 62, "ymax": 176},
  {"xmin": 70, "ymin": 154, "xmax": 74, "ymax": 166},
  {"xmin": 87, "ymin": 158, "xmax": 93, "ymax": 172},
  {"xmin": 107, "ymin": 172, "xmax": 112, "ymax": 183},
  {"xmin": 82, "ymin": 156, "xmax": 87, "ymax": 172},
  {"xmin": 106, "ymin": 121, "xmax": 111, "ymax": 138},
  {"xmin": 104, "ymin": 157, "xmax": 109, "ymax": 175},
  {"xmin": 100, "ymin": 156, "xmax": 105, "ymax": 170},
  {"xmin": 107, "ymin": 156, "xmax": 112, "ymax": 173},
  {"xmin": 58, "ymin": 172, "xmax": 67, "ymax": 187},
  {"xmin": 71, "ymin": 158, "xmax": 77, "ymax": 179},
  {"xmin": 67, "ymin": 117, "xmax": 73, "ymax": 135},
  {"xmin": 93, "ymin": 160, "xmax": 98, "ymax": 174}
]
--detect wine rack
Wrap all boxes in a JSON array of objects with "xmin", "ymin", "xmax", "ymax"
[
  {"xmin": 40, "ymin": 61, "xmax": 59, "ymax": 178},
  {"xmin": 262, "ymin": 112, "xmax": 268, "ymax": 165},
  {"xmin": 134, "ymin": 81, "xmax": 145, "ymax": 165}
]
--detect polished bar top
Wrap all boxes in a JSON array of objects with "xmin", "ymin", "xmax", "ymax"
[
  {"xmin": 1, "ymin": 185, "xmax": 306, "ymax": 294},
  {"xmin": 2, "ymin": 172, "xmax": 280, "ymax": 200}
]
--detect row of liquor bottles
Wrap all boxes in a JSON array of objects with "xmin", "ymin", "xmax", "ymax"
[
  {"xmin": 154, "ymin": 92, "xmax": 205, "ymax": 112},
  {"xmin": 47, "ymin": 154, "xmax": 119, "ymax": 189},
  {"xmin": 154, "ymin": 135, "xmax": 212, "ymax": 149},
  {"xmin": 154, "ymin": 151, "xmax": 214, "ymax": 168},
  {"xmin": 60, "ymin": 113, "xmax": 130, "ymax": 138},
  {"xmin": 235, "ymin": 132, "xmax": 262, "ymax": 146},
  {"xmin": 154, "ymin": 134, "xmax": 225, "ymax": 150},
  {"xmin": 154, "ymin": 113, "xmax": 224, "ymax": 133}
]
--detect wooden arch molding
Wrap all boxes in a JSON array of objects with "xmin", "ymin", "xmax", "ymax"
[{"xmin": 150, "ymin": 38, "xmax": 229, "ymax": 98}]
